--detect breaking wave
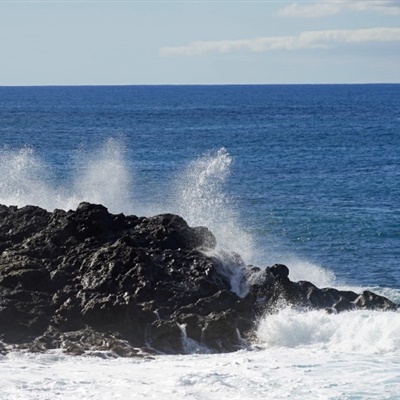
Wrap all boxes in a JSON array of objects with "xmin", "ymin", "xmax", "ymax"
[{"xmin": 257, "ymin": 307, "xmax": 400, "ymax": 354}]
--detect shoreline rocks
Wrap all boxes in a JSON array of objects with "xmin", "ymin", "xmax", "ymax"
[{"xmin": 0, "ymin": 202, "xmax": 397, "ymax": 356}]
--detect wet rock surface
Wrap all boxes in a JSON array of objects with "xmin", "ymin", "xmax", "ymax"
[{"xmin": 0, "ymin": 203, "xmax": 398, "ymax": 355}]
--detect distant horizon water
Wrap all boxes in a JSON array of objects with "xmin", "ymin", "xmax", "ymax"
[{"xmin": 1, "ymin": 82, "xmax": 400, "ymax": 88}]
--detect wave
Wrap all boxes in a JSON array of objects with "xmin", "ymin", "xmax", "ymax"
[{"xmin": 256, "ymin": 307, "xmax": 400, "ymax": 354}]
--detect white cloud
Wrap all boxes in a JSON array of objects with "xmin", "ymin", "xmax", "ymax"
[
  {"xmin": 279, "ymin": 2, "xmax": 341, "ymax": 18},
  {"xmin": 279, "ymin": 0, "xmax": 400, "ymax": 18},
  {"xmin": 349, "ymin": 0, "xmax": 400, "ymax": 15},
  {"xmin": 160, "ymin": 27, "xmax": 400, "ymax": 57}
]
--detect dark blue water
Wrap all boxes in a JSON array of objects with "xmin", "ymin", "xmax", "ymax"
[{"xmin": 1, "ymin": 85, "xmax": 399, "ymax": 288}]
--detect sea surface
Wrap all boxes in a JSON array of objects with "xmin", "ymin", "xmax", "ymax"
[{"xmin": 0, "ymin": 84, "xmax": 399, "ymax": 399}]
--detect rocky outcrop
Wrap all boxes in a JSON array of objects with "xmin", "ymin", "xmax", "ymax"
[
  {"xmin": 0, "ymin": 203, "xmax": 397, "ymax": 356},
  {"xmin": 246, "ymin": 263, "xmax": 397, "ymax": 314}
]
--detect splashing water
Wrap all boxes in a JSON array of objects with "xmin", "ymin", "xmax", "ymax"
[
  {"xmin": 71, "ymin": 138, "xmax": 135, "ymax": 214},
  {"xmin": 171, "ymin": 148, "xmax": 260, "ymax": 295},
  {"xmin": 0, "ymin": 146, "xmax": 61, "ymax": 210},
  {"xmin": 177, "ymin": 147, "xmax": 232, "ymax": 224},
  {"xmin": 174, "ymin": 148, "xmax": 255, "ymax": 264},
  {"xmin": 286, "ymin": 257, "xmax": 336, "ymax": 288},
  {"xmin": 256, "ymin": 307, "xmax": 400, "ymax": 354},
  {"xmin": 0, "ymin": 139, "xmax": 134, "ymax": 214}
]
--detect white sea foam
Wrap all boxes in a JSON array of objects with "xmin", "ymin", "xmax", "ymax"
[
  {"xmin": 257, "ymin": 307, "xmax": 400, "ymax": 354},
  {"xmin": 1, "ymin": 335, "xmax": 400, "ymax": 400}
]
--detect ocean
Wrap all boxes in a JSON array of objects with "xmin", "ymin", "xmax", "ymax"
[{"xmin": 0, "ymin": 84, "xmax": 399, "ymax": 399}]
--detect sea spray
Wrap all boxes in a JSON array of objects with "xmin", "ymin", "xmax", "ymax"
[
  {"xmin": 71, "ymin": 138, "xmax": 135, "ymax": 215},
  {"xmin": 173, "ymin": 148, "xmax": 255, "ymax": 259},
  {"xmin": 0, "ymin": 139, "xmax": 135, "ymax": 214},
  {"xmin": 172, "ymin": 148, "xmax": 257, "ymax": 294},
  {"xmin": 0, "ymin": 146, "xmax": 61, "ymax": 210},
  {"xmin": 285, "ymin": 257, "xmax": 336, "ymax": 288}
]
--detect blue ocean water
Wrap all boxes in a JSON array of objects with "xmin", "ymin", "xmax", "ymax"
[{"xmin": 0, "ymin": 84, "xmax": 399, "ymax": 290}]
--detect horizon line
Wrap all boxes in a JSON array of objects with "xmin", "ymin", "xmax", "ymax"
[{"xmin": 1, "ymin": 82, "xmax": 399, "ymax": 88}]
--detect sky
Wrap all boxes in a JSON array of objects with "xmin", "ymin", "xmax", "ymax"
[{"xmin": 0, "ymin": 0, "xmax": 399, "ymax": 85}]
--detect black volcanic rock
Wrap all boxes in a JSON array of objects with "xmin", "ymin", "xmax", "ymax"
[{"xmin": 0, "ymin": 202, "xmax": 397, "ymax": 355}]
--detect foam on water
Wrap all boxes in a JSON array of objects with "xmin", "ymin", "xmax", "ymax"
[
  {"xmin": 257, "ymin": 307, "xmax": 400, "ymax": 354},
  {"xmin": 2, "ymin": 341, "xmax": 400, "ymax": 400}
]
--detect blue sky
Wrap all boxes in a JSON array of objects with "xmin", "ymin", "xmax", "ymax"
[{"xmin": 1, "ymin": 0, "xmax": 399, "ymax": 85}]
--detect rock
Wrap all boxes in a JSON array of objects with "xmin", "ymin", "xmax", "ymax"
[
  {"xmin": 0, "ymin": 202, "xmax": 397, "ymax": 356},
  {"xmin": 0, "ymin": 202, "xmax": 242, "ymax": 354},
  {"xmin": 201, "ymin": 310, "xmax": 242, "ymax": 352},
  {"xmin": 354, "ymin": 290, "xmax": 398, "ymax": 311},
  {"xmin": 333, "ymin": 297, "xmax": 355, "ymax": 313},
  {"xmin": 269, "ymin": 264, "xmax": 289, "ymax": 280}
]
